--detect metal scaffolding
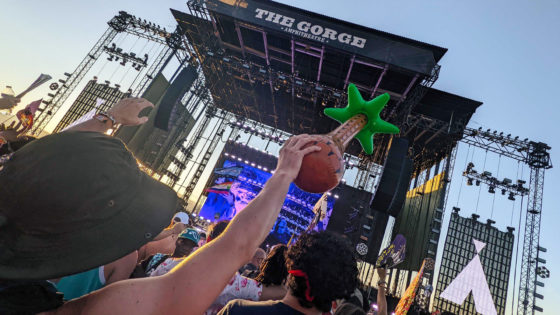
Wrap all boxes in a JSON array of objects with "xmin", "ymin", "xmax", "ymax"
[{"xmin": 31, "ymin": 11, "xmax": 185, "ymax": 135}]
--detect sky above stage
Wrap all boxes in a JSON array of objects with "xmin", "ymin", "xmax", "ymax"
[{"xmin": 1, "ymin": 0, "xmax": 559, "ymax": 313}]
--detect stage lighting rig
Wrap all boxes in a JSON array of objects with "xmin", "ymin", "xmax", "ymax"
[
  {"xmin": 463, "ymin": 164, "xmax": 529, "ymax": 197},
  {"xmin": 103, "ymin": 43, "xmax": 149, "ymax": 70}
]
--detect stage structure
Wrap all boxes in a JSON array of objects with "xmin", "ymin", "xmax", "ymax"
[
  {"xmin": 32, "ymin": 11, "xmax": 187, "ymax": 135},
  {"xmin": 168, "ymin": 3, "xmax": 551, "ymax": 313},
  {"xmin": 171, "ymin": 0, "xmax": 454, "ymax": 193},
  {"xmin": 36, "ymin": 3, "xmax": 551, "ymax": 313},
  {"xmin": 433, "ymin": 209, "xmax": 515, "ymax": 315},
  {"xmin": 168, "ymin": 0, "xmax": 484, "ymax": 298},
  {"xmin": 53, "ymin": 79, "xmax": 131, "ymax": 132}
]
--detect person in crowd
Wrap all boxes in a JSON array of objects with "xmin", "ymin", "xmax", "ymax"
[
  {"xmin": 0, "ymin": 122, "xmax": 36, "ymax": 168},
  {"xmin": 254, "ymin": 244, "xmax": 288, "ymax": 291},
  {"xmin": 239, "ymin": 248, "xmax": 266, "ymax": 278},
  {"xmin": 218, "ymin": 231, "xmax": 358, "ymax": 315},
  {"xmin": 0, "ymin": 95, "xmax": 20, "ymax": 110},
  {"xmin": 334, "ymin": 303, "xmax": 366, "ymax": 315},
  {"xmin": 144, "ymin": 228, "xmax": 200, "ymax": 277},
  {"xmin": 198, "ymin": 232, "xmax": 207, "ymax": 247},
  {"xmin": 53, "ymin": 251, "xmax": 138, "ymax": 301},
  {"xmin": 3, "ymin": 130, "xmax": 318, "ymax": 314},
  {"xmin": 204, "ymin": 227, "xmax": 287, "ymax": 314},
  {"xmin": 334, "ymin": 288, "xmax": 365, "ymax": 313},
  {"xmin": 137, "ymin": 216, "xmax": 187, "ymax": 263},
  {"xmin": 171, "ymin": 212, "xmax": 190, "ymax": 226},
  {"xmin": 206, "ymin": 220, "xmax": 231, "ymax": 242}
]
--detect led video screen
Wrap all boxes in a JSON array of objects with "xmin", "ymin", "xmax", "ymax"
[{"xmin": 199, "ymin": 159, "xmax": 335, "ymax": 244}]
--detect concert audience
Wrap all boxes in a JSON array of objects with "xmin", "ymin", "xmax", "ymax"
[
  {"xmin": 254, "ymin": 244, "xmax": 288, "ymax": 288},
  {"xmin": 217, "ymin": 231, "xmax": 358, "ymax": 315},
  {"xmin": 239, "ymin": 248, "xmax": 266, "ymax": 278},
  {"xmin": 143, "ymin": 228, "xmax": 200, "ymax": 277},
  {"xmin": 11, "ymin": 133, "xmax": 318, "ymax": 314},
  {"xmin": 137, "ymin": 218, "xmax": 187, "ymax": 263},
  {"xmin": 204, "ymin": 224, "xmax": 287, "ymax": 314}
]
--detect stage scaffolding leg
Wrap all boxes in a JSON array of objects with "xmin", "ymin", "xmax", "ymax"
[
  {"xmin": 518, "ymin": 144, "xmax": 548, "ymax": 315},
  {"xmin": 181, "ymin": 110, "xmax": 231, "ymax": 208},
  {"xmin": 32, "ymin": 26, "xmax": 119, "ymax": 135}
]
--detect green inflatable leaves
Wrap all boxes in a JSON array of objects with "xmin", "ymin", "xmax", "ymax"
[{"xmin": 324, "ymin": 83, "xmax": 399, "ymax": 155}]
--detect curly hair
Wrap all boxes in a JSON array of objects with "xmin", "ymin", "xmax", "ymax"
[
  {"xmin": 286, "ymin": 231, "xmax": 358, "ymax": 312},
  {"xmin": 255, "ymin": 244, "xmax": 288, "ymax": 286},
  {"xmin": 206, "ymin": 220, "xmax": 230, "ymax": 242}
]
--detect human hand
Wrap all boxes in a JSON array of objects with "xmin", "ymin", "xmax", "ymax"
[
  {"xmin": 0, "ymin": 122, "xmax": 26, "ymax": 142},
  {"xmin": 107, "ymin": 98, "xmax": 154, "ymax": 126},
  {"xmin": 376, "ymin": 267, "xmax": 387, "ymax": 280},
  {"xmin": 275, "ymin": 134, "xmax": 321, "ymax": 181},
  {"xmin": 0, "ymin": 95, "xmax": 20, "ymax": 110}
]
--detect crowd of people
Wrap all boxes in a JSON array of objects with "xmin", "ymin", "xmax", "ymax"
[{"xmin": 0, "ymin": 97, "xmax": 388, "ymax": 314}]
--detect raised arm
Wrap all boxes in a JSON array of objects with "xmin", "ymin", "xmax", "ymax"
[
  {"xmin": 64, "ymin": 98, "xmax": 153, "ymax": 133},
  {"xmin": 376, "ymin": 268, "xmax": 388, "ymax": 315},
  {"xmin": 152, "ymin": 222, "xmax": 186, "ymax": 241},
  {"xmin": 48, "ymin": 135, "xmax": 320, "ymax": 315}
]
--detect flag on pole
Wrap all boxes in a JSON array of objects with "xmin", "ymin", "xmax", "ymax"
[
  {"xmin": 206, "ymin": 181, "xmax": 234, "ymax": 194},
  {"xmin": 15, "ymin": 74, "xmax": 52, "ymax": 99},
  {"xmin": 395, "ymin": 258, "xmax": 434, "ymax": 315},
  {"xmin": 16, "ymin": 99, "xmax": 41, "ymax": 132}
]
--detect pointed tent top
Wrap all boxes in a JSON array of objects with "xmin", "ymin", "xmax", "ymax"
[
  {"xmin": 324, "ymin": 83, "xmax": 399, "ymax": 155},
  {"xmin": 473, "ymin": 238, "xmax": 486, "ymax": 254}
]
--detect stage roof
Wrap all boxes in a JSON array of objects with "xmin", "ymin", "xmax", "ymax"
[{"xmin": 172, "ymin": 2, "xmax": 480, "ymax": 168}]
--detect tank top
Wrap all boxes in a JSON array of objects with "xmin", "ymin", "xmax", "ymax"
[{"xmin": 55, "ymin": 266, "xmax": 105, "ymax": 300}]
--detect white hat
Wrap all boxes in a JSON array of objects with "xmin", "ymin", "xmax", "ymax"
[{"xmin": 172, "ymin": 212, "xmax": 189, "ymax": 225}]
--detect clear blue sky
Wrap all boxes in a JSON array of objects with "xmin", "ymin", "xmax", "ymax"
[{"xmin": 1, "ymin": 0, "xmax": 559, "ymax": 313}]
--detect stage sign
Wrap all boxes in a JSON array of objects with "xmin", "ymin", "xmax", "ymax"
[{"xmin": 204, "ymin": 0, "xmax": 436, "ymax": 75}]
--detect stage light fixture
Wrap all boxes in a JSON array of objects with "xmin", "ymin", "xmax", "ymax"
[
  {"xmin": 334, "ymin": 194, "xmax": 339, "ymax": 199},
  {"xmin": 501, "ymin": 189, "xmax": 506, "ymax": 195},
  {"xmin": 263, "ymin": 167, "xmax": 268, "ymax": 171},
  {"xmin": 475, "ymin": 180, "xmax": 481, "ymax": 186},
  {"xmin": 467, "ymin": 178, "xmax": 473, "ymax": 186},
  {"xmin": 488, "ymin": 186, "xmax": 495, "ymax": 194},
  {"xmin": 508, "ymin": 192, "xmax": 515, "ymax": 201},
  {"xmin": 537, "ymin": 266, "xmax": 550, "ymax": 279}
]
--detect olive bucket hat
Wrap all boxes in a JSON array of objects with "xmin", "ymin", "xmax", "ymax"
[{"xmin": 0, "ymin": 131, "xmax": 179, "ymax": 280}]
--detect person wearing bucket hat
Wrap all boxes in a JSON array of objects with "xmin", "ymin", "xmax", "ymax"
[
  {"xmin": 0, "ymin": 96, "xmax": 177, "ymax": 281},
  {"xmin": 143, "ymin": 228, "xmax": 200, "ymax": 277},
  {"xmin": 35, "ymin": 134, "xmax": 320, "ymax": 315}
]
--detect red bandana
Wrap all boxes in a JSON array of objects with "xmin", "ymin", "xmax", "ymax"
[{"xmin": 289, "ymin": 269, "xmax": 314, "ymax": 302}]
